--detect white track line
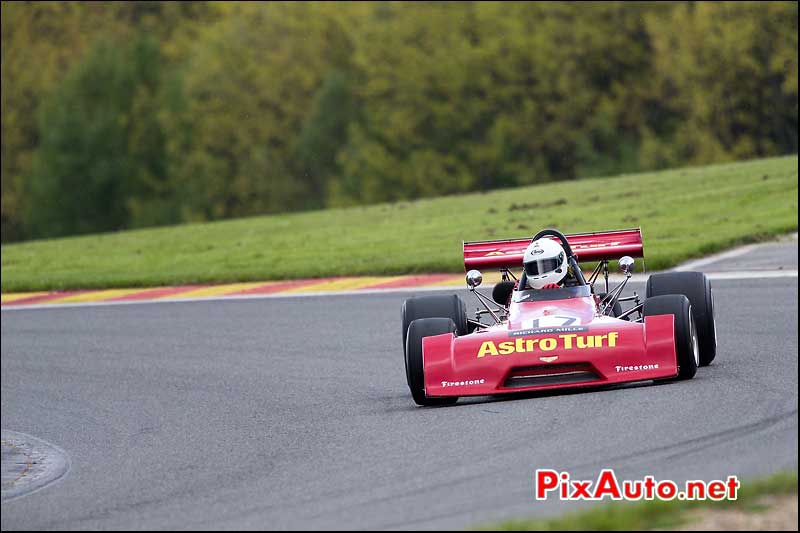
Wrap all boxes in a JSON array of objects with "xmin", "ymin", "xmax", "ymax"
[
  {"xmin": 1, "ymin": 269, "xmax": 795, "ymax": 312},
  {"xmin": 672, "ymin": 245, "xmax": 760, "ymax": 271},
  {"xmin": 674, "ymin": 232, "xmax": 798, "ymax": 272}
]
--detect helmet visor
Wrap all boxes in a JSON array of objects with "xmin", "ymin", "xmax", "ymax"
[{"xmin": 524, "ymin": 252, "xmax": 564, "ymax": 277}]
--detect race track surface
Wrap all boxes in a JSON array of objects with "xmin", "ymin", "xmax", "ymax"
[{"xmin": 1, "ymin": 245, "xmax": 797, "ymax": 530}]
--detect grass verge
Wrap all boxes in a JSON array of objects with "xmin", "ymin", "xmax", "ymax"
[
  {"xmin": 1, "ymin": 155, "xmax": 797, "ymax": 292},
  {"xmin": 480, "ymin": 470, "xmax": 797, "ymax": 531}
]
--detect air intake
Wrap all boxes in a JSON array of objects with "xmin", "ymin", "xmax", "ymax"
[{"xmin": 503, "ymin": 363, "xmax": 599, "ymax": 388}]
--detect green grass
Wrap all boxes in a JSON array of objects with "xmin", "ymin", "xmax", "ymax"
[
  {"xmin": 1, "ymin": 155, "xmax": 797, "ymax": 292},
  {"xmin": 480, "ymin": 470, "xmax": 798, "ymax": 531}
]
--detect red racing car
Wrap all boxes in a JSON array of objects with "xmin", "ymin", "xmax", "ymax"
[{"xmin": 401, "ymin": 228, "xmax": 717, "ymax": 406}]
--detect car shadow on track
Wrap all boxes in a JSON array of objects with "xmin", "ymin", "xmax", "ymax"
[
  {"xmin": 454, "ymin": 377, "xmax": 689, "ymax": 408},
  {"xmin": 383, "ymin": 378, "xmax": 680, "ymax": 411}
]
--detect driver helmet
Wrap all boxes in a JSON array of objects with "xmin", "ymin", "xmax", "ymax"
[{"xmin": 523, "ymin": 238, "xmax": 567, "ymax": 289}]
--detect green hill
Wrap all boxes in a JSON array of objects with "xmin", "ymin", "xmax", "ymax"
[{"xmin": 2, "ymin": 155, "xmax": 797, "ymax": 292}]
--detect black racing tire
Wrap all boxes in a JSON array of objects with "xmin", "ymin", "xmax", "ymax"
[
  {"xmin": 492, "ymin": 280, "xmax": 516, "ymax": 305},
  {"xmin": 642, "ymin": 295, "xmax": 699, "ymax": 380},
  {"xmin": 401, "ymin": 294, "xmax": 468, "ymax": 349},
  {"xmin": 405, "ymin": 318, "xmax": 459, "ymax": 406},
  {"xmin": 646, "ymin": 272, "xmax": 716, "ymax": 366},
  {"xmin": 597, "ymin": 292, "xmax": 624, "ymax": 320}
]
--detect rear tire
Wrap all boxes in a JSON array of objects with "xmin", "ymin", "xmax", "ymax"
[
  {"xmin": 492, "ymin": 281, "xmax": 516, "ymax": 305},
  {"xmin": 401, "ymin": 294, "xmax": 469, "ymax": 349},
  {"xmin": 405, "ymin": 318, "xmax": 459, "ymax": 406},
  {"xmin": 642, "ymin": 295, "xmax": 699, "ymax": 380},
  {"xmin": 647, "ymin": 272, "xmax": 716, "ymax": 366}
]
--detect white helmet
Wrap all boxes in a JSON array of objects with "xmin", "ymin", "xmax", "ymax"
[{"xmin": 523, "ymin": 238, "xmax": 567, "ymax": 289}]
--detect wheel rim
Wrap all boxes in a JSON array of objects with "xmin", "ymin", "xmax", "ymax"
[
  {"xmin": 690, "ymin": 311, "xmax": 699, "ymax": 367},
  {"xmin": 711, "ymin": 288, "xmax": 717, "ymax": 349}
]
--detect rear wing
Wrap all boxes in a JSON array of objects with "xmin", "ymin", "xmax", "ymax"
[{"xmin": 463, "ymin": 228, "xmax": 644, "ymax": 271}]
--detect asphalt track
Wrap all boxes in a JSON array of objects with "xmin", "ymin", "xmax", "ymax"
[{"xmin": 1, "ymin": 242, "xmax": 797, "ymax": 530}]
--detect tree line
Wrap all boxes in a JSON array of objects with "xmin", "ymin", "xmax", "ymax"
[{"xmin": 2, "ymin": 1, "xmax": 797, "ymax": 242}]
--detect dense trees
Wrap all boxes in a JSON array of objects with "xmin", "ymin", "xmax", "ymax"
[
  {"xmin": 2, "ymin": 1, "xmax": 797, "ymax": 242},
  {"xmin": 25, "ymin": 37, "xmax": 168, "ymax": 237}
]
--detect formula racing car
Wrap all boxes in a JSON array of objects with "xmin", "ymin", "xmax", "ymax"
[{"xmin": 401, "ymin": 228, "xmax": 716, "ymax": 405}]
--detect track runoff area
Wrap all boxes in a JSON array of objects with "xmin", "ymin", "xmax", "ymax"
[{"xmin": 2, "ymin": 235, "xmax": 797, "ymax": 311}]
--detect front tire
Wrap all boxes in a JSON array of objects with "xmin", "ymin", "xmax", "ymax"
[
  {"xmin": 646, "ymin": 272, "xmax": 716, "ymax": 366},
  {"xmin": 405, "ymin": 318, "xmax": 459, "ymax": 406},
  {"xmin": 643, "ymin": 295, "xmax": 699, "ymax": 380}
]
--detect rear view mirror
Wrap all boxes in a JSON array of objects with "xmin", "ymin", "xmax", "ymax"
[
  {"xmin": 619, "ymin": 256, "xmax": 634, "ymax": 274},
  {"xmin": 466, "ymin": 269, "xmax": 483, "ymax": 288}
]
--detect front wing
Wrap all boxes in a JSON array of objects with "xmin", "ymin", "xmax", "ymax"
[{"xmin": 422, "ymin": 315, "xmax": 678, "ymax": 397}]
